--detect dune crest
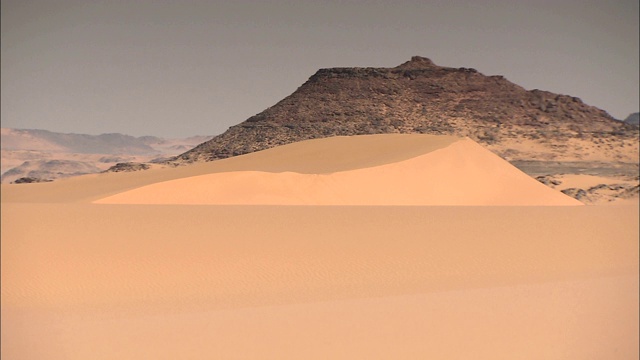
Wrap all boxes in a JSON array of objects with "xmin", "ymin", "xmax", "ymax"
[{"xmin": 94, "ymin": 136, "xmax": 582, "ymax": 206}]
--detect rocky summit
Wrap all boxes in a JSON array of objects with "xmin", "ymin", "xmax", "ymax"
[{"xmin": 173, "ymin": 56, "xmax": 638, "ymax": 165}]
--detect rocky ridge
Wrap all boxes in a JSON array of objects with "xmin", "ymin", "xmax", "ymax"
[{"xmin": 536, "ymin": 174, "xmax": 640, "ymax": 204}]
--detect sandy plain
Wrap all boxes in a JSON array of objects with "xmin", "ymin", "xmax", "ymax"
[{"xmin": 1, "ymin": 134, "xmax": 638, "ymax": 359}]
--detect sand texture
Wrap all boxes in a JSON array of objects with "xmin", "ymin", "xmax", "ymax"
[{"xmin": 1, "ymin": 134, "xmax": 637, "ymax": 359}]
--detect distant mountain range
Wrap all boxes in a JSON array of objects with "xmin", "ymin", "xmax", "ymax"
[
  {"xmin": 1, "ymin": 128, "xmax": 213, "ymax": 183},
  {"xmin": 173, "ymin": 56, "xmax": 638, "ymax": 165},
  {"xmin": 1, "ymin": 128, "xmax": 211, "ymax": 155}
]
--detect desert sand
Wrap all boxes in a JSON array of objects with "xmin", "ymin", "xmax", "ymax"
[
  {"xmin": 93, "ymin": 137, "xmax": 582, "ymax": 206},
  {"xmin": 1, "ymin": 134, "xmax": 638, "ymax": 359}
]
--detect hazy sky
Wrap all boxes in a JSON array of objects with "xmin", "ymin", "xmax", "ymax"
[{"xmin": 2, "ymin": 0, "xmax": 638, "ymax": 138}]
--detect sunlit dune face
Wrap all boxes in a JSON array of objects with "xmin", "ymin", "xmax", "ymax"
[{"xmin": 92, "ymin": 137, "xmax": 582, "ymax": 206}]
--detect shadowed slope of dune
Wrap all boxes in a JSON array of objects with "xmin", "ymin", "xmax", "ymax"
[
  {"xmin": 93, "ymin": 137, "xmax": 582, "ymax": 206},
  {"xmin": 0, "ymin": 134, "xmax": 458, "ymax": 203}
]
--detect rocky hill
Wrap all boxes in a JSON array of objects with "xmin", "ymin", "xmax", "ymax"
[{"xmin": 173, "ymin": 56, "xmax": 638, "ymax": 165}]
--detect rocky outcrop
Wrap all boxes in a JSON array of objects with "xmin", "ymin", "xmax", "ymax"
[
  {"xmin": 0, "ymin": 159, "xmax": 101, "ymax": 184},
  {"xmin": 173, "ymin": 56, "xmax": 637, "ymax": 164},
  {"xmin": 12, "ymin": 177, "xmax": 53, "ymax": 184},
  {"xmin": 105, "ymin": 162, "xmax": 151, "ymax": 172},
  {"xmin": 561, "ymin": 188, "xmax": 588, "ymax": 200},
  {"xmin": 560, "ymin": 182, "xmax": 639, "ymax": 203},
  {"xmin": 535, "ymin": 175, "xmax": 562, "ymax": 186}
]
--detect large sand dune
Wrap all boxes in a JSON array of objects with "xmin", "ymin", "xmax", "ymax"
[
  {"xmin": 1, "ymin": 134, "xmax": 637, "ymax": 359},
  {"xmin": 94, "ymin": 137, "xmax": 582, "ymax": 206}
]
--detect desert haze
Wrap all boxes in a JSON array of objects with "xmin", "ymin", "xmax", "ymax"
[
  {"xmin": 0, "ymin": 128, "xmax": 213, "ymax": 183},
  {"xmin": 1, "ymin": 134, "xmax": 638, "ymax": 359}
]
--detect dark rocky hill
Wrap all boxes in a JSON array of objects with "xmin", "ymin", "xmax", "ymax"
[{"xmin": 173, "ymin": 56, "xmax": 638, "ymax": 164}]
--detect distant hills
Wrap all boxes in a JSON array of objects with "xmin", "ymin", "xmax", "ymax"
[
  {"xmin": 174, "ymin": 56, "xmax": 638, "ymax": 165},
  {"xmin": 1, "ymin": 128, "xmax": 211, "ymax": 155},
  {"xmin": 623, "ymin": 113, "xmax": 639, "ymax": 126},
  {"xmin": 0, "ymin": 128, "xmax": 212, "ymax": 183}
]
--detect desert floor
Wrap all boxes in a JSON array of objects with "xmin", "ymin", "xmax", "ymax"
[{"xmin": 2, "ymin": 135, "xmax": 638, "ymax": 359}]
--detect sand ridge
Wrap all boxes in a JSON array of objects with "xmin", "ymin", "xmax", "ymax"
[
  {"xmin": 1, "ymin": 134, "xmax": 460, "ymax": 203},
  {"xmin": 93, "ymin": 137, "xmax": 582, "ymax": 206}
]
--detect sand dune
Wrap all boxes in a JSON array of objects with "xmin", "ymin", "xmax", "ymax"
[
  {"xmin": 92, "ymin": 136, "xmax": 581, "ymax": 206},
  {"xmin": 1, "ymin": 134, "xmax": 637, "ymax": 359},
  {"xmin": 1, "ymin": 134, "xmax": 460, "ymax": 203}
]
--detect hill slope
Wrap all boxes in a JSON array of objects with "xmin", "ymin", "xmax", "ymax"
[
  {"xmin": 624, "ymin": 112, "xmax": 640, "ymax": 126},
  {"xmin": 174, "ymin": 56, "xmax": 638, "ymax": 164}
]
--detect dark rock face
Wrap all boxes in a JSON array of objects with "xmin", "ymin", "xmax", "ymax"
[
  {"xmin": 12, "ymin": 177, "xmax": 53, "ymax": 184},
  {"xmin": 620, "ymin": 185, "xmax": 640, "ymax": 198},
  {"xmin": 535, "ymin": 175, "xmax": 562, "ymax": 186},
  {"xmin": 105, "ymin": 162, "xmax": 151, "ymax": 172},
  {"xmin": 561, "ymin": 188, "xmax": 588, "ymax": 200},
  {"xmin": 173, "ymin": 56, "xmax": 636, "ymax": 164},
  {"xmin": 559, "ymin": 182, "xmax": 639, "ymax": 203}
]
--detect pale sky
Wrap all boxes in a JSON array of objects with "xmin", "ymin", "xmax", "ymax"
[{"xmin": 2, "ymin": 0, "xmax": 638, "ymax": 138}]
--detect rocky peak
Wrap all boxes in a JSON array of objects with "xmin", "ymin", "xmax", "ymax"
[{"xmin": 394, "ymin": 56, "xmax": 438, "ymax": 70}]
